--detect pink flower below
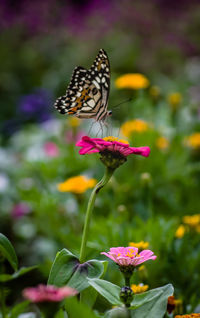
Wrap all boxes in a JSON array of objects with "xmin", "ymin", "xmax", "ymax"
[
  {"xmin": 101, "ymin": 247, "xmax": 157, "ymax": 266},
  {"xmin": 44, "ymin": 142, "xmax": 59, "ymax": 157},
  {"xmin": 76, "ymin": 136, "xmax": 150, "ymax": 158},
  {"xmin": 23, "ymin": 284, "xmax": 78, "ymax": 302}
]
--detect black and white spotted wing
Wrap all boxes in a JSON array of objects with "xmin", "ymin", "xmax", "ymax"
[{"xmin": 54, "ymin": 49, "xmax": 111, "ymax": 121}]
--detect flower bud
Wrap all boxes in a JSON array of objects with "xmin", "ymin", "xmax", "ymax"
[{"xmin": 120, "ymin": 286, "xmax": 133, "ymax": 306}]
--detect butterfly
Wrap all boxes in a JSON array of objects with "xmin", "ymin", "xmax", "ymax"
[{"xmin": 54, "ymin": 49, "xmax": 112, "ymax": 122}]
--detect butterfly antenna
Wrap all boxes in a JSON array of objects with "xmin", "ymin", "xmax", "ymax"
[{"xmin": 112, "ymin": 98, "xmax": 132, "ymax": 109}]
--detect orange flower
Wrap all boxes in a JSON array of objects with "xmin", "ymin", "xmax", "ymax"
[
  {"xmin": 57, "ymin": 176, "xmax": 97, "ymax": 194},
  {"xmin": 156, "ymin": 137, "xmax": 169, "ymax": 150},
  {"xmin": 115, "ymin": 73, "xmax": 150, "ymax": 90},
  {"xmin": 167, "ymin": 92, "xmax": 182, "ymax": 110},
  {"xmin": 175, "ymin": 225, "xmax": 186, "ymax": 239},
  {"xmin": 121, "ymin": 119, "xmax": 149, "ymax": 138},
  {"xmin": 185, "ymin": 133, "xmax": 200, "ymax": 150},
  {"xmin": 175, "ymin": 314, "xmax": 200, "ymax": 318},
  {"xmin": 167, "ymin": 296, "xmax": 182, "ymax": 314}
]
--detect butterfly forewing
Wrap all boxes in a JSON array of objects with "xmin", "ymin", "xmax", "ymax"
[{"xmin": 54, "ymin": 49, "xmax": 110, "ymax": 120}]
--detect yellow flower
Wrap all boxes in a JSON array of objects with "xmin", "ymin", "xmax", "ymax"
[
  {"xmin": 57, "ymin": 176, "xmax": 97, "ymax": 194},
  {"xmin": 121, "ymin": 119, "xmax": 149, "ymax": 138},
  {"xmin": 131, "ymin": 284, "xmax": 149, "ymax": 294},
  {"xmin": 115, "ymin": 73, "xmax": 150, "ymax": 90},
  {"xmin": 175, "ymin": 314, "xmax": 200, "ymax": 318},
  {"xmin": 175, "ymin": 225, "xmax": 186, "ymax": 239},
  {"xmin": 185, "ymin": 133, "xmax": 200, "ymax": 150},
  {"xmin": 129, "ymin": 241, "xmax": 149, "ymax": 250},
  {"xmin": 183, "ymin": 214, "xmax": 200, "ymax": 228},
  {"xmin": 68, "ymin": 117, "xmax": 81, "ymax": 128},
  {"xmin": 149, "ymin": 85, "xmax": 161, "ymax": 99},
  {"xmin": 167, "ymin": 92, "xmax": 182, "ymax": 110},
  {"xmin": 156, "ymin": 136, "xmax": 169, "ymax": 150},
  {"xmin": 196, "ymin": 225, "xmax": 200, "ymax": 233}
]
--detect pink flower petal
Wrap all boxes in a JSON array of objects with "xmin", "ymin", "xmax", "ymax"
[
  {"xmin": 76, "ymin": 136, "xmax": 151, "ymax": 159},
  {"xmin": 23, "ymin": 285, "xmax": 78, "ymax": 303},
  {"xmin": 101, "ymin": 247, "xmax": 156, "ymax": 267}
]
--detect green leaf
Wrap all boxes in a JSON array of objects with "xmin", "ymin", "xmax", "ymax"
[
  {"xmin": 55, "ymin": 309, "xmax": 68, "ymax": 318},
  {"xmin": 8, "ymin": 300, "xmax": 30, "ymax": 318},
  {"xmin": 65, "ymin": 296, "xmax": 99, "ymax": 318},
  {"xmin": 88, "ymin": 278, "xmax": 123, "ymax": 306},
  {"xmin": 48, "ymin": 249, "xmax": 78, "ymax": 286},
  {"xmin": 130, "ymin": 284, "xmax": 174, "ymax": 318},
  {"xmin": 81, "ymin": 261, "xmax": 108, "ymax": 307},
  {"xmin": 105, "ymin": 307, "xmax": 129, "ymax": 318},
  {"xmin": 0, "ymin": 233, "xmax": 18, "ymax": 271},
  {"xmin": 67, "ymin": 259, "xmax": 104, "ymax": 292},
  {"xmin": 48, "ymin": 249, "xmax": 104, "ymax": 292},
  {"xmin": 0, "ymin": 266, "xmax": 37, "ymax": 282}
]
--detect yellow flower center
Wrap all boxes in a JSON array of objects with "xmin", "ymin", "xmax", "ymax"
[
  {"xmin": 125, "ymin": 249, "xmax": 139, "ymax": 258},
  {"xmin": 103, "ymin": 136, "xmax": 129, "ymax": 144}
]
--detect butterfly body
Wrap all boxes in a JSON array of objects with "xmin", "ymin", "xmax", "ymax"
[{"xmin": 54, "ymin": 49, "xmax": 111, "ymax": 122}]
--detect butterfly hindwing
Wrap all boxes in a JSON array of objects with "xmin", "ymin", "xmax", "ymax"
[{"xmin": 54, "ymin": 49, "xmax": 110, "ymax": 120}]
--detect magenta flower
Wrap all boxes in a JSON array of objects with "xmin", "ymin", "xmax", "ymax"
[
  {"xmin": 76, "ymin": 136, "xmax": 150, "ymax": 157},
  {"xmin": 11, "ymin": 203, "xmax": 31, "ymax": 219},
  {"xmin": 43, "ymin": 142, "xmax": 59, "ymax": 158},
  {"xmin": 101, "ymin": 247, "xmax": 157, "ymax": 267},
  {"xmin": 76, "ymin": 136, "xmax": 150, "ymax": 169},
  {"xmin": 23, "ymin": 284, "xmax": 78, "ymax": 303}
]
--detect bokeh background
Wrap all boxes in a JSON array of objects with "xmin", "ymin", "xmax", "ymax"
[{"xmin": 1, "ymin": 0, "xmax": 200, "ymax": 315}]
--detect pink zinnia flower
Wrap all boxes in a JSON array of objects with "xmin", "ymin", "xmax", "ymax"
[
  {"xmin": 23, "ymin": 284, "xmax": 78, "ymax": 303},
  {"xmin": 76, "ymin": 136, "xmax": 150, "ymax": 169},
  {"xmin": 43, "ymin": 142, "xmax": 59, "ymax": 157},
  {"xmin": 101, "ymin": 247, "xmax": 156, "ymax": 267}
]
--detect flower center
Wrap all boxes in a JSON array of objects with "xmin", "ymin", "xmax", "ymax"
[
  {"xmin": 125, "ymin": 249, "xmax": 139, "ymax": 258},
  {"xmin": 103, "ymin": 136, "xmax": 129, "ymax": 144}
]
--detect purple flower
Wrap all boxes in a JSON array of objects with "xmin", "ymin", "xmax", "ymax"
[
  {"xmin": 18, "ymin": 89, "xmax": 52, "ymax": 122},
  {"xmin": 11, "ymin": 203, "xmax": 31, "ymax": 219}
]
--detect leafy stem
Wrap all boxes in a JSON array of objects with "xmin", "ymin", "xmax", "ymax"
[{"xmin": 79, "ymin": 167, "xmax": 114, "ymax": 263}]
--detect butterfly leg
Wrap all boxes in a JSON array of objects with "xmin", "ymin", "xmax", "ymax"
[
  {"xmin": 95, "ymin": 121, "xmax": 103, "ymax": 137},
  {"xmin": 87, "ymin": 120, "xmax": 95, "ymax": 136}
]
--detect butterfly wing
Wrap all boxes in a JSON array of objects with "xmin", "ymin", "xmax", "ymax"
[{"xmin": 54, "ymin": 49, "xmax": 110, "ymax": 120}]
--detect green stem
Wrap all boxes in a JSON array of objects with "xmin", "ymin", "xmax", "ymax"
[
  {"xmin": 79, "ymin": 167, "xmax": 114, "ymax": 263},
  {"xmin": 0, "ymin": 287, "xmax": 6, "ymax": 318},
  {"xmin": 125, "ymin": 276, "xmax": 131, "ymax": 287}
]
